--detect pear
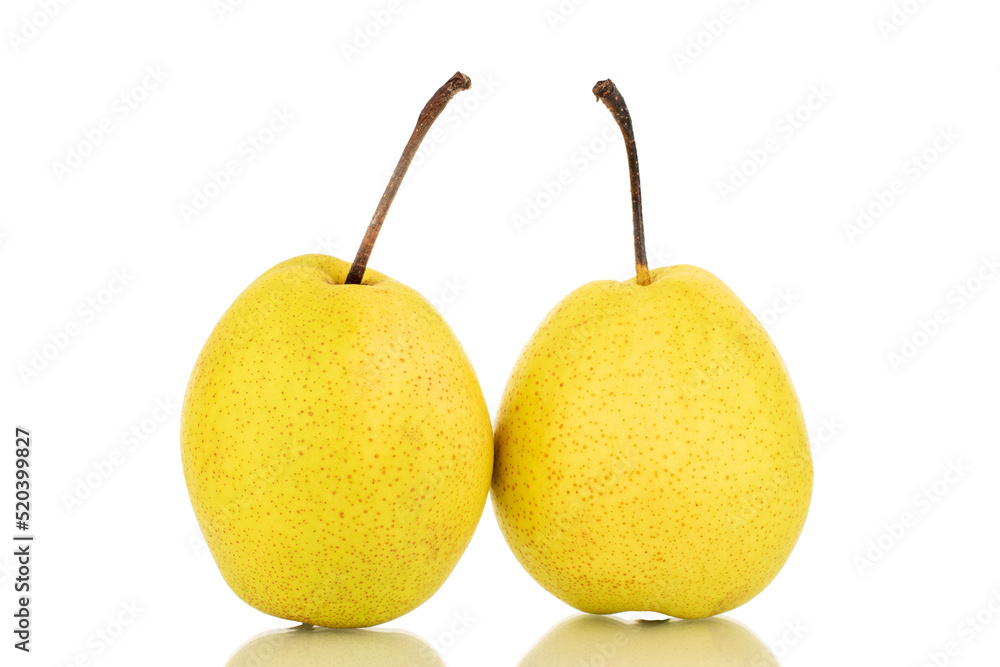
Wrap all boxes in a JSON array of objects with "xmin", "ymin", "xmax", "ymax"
[
  {"xmin": 492, "ymin": 80, "xmax": 812, "ymax": 619},
  {"xmin": 182, "ymin": 73, "xmax": 493, "ymax": 629},
  {"xmin": 519, "ymin": 615, "xmax": 779, "ymax": 667}
]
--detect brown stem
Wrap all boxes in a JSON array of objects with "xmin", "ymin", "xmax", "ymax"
[
  {"xmin": 344, "ymin": 72, "xmax": 472, "ymax": 285},
  {"xmin": 593, "ymin": 79, "xmax": 651, "ymax": 286}
]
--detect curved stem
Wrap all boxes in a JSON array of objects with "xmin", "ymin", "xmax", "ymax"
[
  {"xmin": 344, "ymin": 72, "xmax": 472, "ymax": 285},
  {"xmin": 592, "ymin": 79, "xmax": 651, "ymax": 286}
]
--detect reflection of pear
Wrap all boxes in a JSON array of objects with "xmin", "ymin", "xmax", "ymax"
[
  {"xmin": 225, "ymin": 625, "xmax": 446, "ymax": 667},
  {"xmin": 519, "ymin": 615, "xmax": 780, "ymax": 667}
]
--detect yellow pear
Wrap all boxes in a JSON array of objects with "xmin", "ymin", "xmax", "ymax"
[
  {"xmin": 492, "ymin": 79, "xmax": 812, "ymax": 619},
  {"xmin": 182, "ymin": 73, "xmax": 493, "ymax": 628},
  {"xmin": 519, "ymin": 615, "xmax": 779, "ymax": 667},
  {"xmin": 226, "ymin": 625, "xmax": 445, "ymax": 667}
]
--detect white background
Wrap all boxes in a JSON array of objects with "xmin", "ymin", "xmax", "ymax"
[{"xmin": 2, "ymin": 0, "xmax": 999, "ymax": 665}]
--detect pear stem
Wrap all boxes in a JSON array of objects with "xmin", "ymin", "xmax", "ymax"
[
  {"xmin": 344, "ymin": 72, "xmax": 472, "ymax": 285},
  {"xmin": 593, "ymin": 79, "xmax": 651, "ymax": 287}
]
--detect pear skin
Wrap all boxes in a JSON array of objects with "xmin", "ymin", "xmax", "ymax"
[
  {"xmin": 492, "ymin": 265, "xmax": 812, "ymax": 618},
  {"xmin": 182, "ymin": 255, "xmax": 493, "ymax": 628}
]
